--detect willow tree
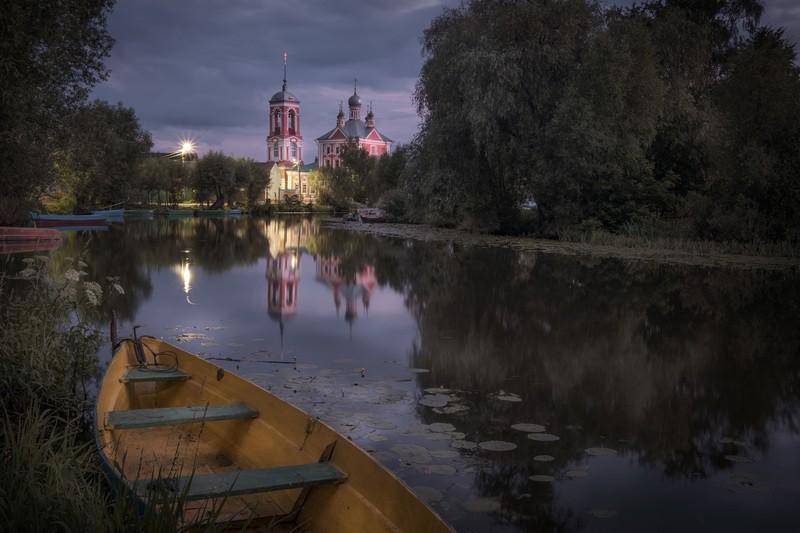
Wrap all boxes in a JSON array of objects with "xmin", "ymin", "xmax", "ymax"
[{"xmin": 0, "ymin": 0, "xmax": 115, "ymax": 222}]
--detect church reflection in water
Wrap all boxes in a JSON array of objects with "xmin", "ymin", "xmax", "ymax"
[
  {"xmin": 264, "ymin": 218, "xmax": 377, "ymax": 342},
  {"xmin": 266, "ymin": 219, "xmax": 378, "ymax": 343}
]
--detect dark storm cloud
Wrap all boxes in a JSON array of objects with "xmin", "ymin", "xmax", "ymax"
[
  {"xmin": 91, "ymin": 0, "xmax": 799, "ymax": 159},
  {"xmin": 91, "ymin": 0, "xmax": 458, "ymax": 158}
]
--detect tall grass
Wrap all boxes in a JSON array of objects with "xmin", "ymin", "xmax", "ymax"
[
  {"xmin": 559, "ymin": 221, "xmax": 798, "ymax": 258},
  {"xmin": 0, "ymin": 256, "xmax": 246, "ymax": 531}
]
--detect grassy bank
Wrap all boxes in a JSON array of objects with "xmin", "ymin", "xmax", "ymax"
[{"xmin": 0, "ymin": 257, "xmax": 235, "ymax": 531}]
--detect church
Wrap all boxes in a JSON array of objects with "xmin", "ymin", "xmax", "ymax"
[{"xmin": 264, "ymin": 57, "xmax": 392, "ymax": 202}]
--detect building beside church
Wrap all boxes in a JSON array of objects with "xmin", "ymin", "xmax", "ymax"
[
  {"xmin": 264, "ymin": 58, "xmax": 392, "ymax": 202},
  {"xmin": 316, "ymin": 80, "xmax": 393, "ymax": 168}
]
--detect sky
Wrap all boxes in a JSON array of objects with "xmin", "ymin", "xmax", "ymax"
[{"xmin": 89, "ymin": 0, "xmax": 800, "ymax": 162}]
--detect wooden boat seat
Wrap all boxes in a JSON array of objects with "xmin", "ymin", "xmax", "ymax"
[
  {"xmin": 106, "ymin": 403, "xmax": 258, "ymax": 429},
  {"xmin": 121, "ymin": 367, "xmax": 191, "ymax": 383},
  {"xmin": 142, "ymin": 462, "xmax": 346, "ymax": 501}
]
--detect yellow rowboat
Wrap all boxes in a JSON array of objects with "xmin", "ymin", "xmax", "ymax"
[{"xmin": 94, "ymin": 335, "xmax": 453, "ymax": 532}]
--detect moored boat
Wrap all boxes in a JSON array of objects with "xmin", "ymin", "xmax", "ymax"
[
  {"xmin": 166, "ymin": 208, "xmax": 194, "ymax": 217},
  {"xmin": 196, "ymin": 208, "xmax": 241, "ymax": 217},
  {"xmin": 357, "ymin": 207, "xmax": 386, "ymax": 223},
  {"xmin": 91, "ymin": 209, "xmax": 125, "ymax": 219},
  {"xmin": 95, "ymin": 335, "xmax": 452, "ymax": 532},
  {"xmin": 0, "ymin": 226, "xmax": 62, "ymax": 253},
  {"xmin": 29, "ymin": 212, "xmax": 108, "ymax": 228},
  {"xmin": 123, "ymin": 209, "xmax": 155, "ymax": 218}
]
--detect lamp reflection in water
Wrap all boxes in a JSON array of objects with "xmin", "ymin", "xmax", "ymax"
[{"xmin": 177, "ymin": 250, "xmax": 195, "ymax": 304}]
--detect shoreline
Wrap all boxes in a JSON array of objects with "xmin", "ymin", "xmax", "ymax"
[{"xmin": 321, "ymin": 218, "xmax": 800, "ymax": 271}]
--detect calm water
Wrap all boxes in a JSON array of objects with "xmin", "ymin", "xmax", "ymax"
[{"xmin": 5, "ymin": 216, "xmax": 800, "ymax": 532}]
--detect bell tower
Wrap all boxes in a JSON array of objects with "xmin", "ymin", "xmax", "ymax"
[{"xmin": 266, "ymin": 52, "xmax": 303, "ymax": 165}]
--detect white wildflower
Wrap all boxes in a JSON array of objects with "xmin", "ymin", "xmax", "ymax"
[
  {"xmin": 64, "ymin": 269, "xmax": 82, "ymax": 282},
  {"xmin": 19, "ymin": 268, "xmax": 36, "ymax": 278},
  {"xmin": 84, "ymin": 281, "xmax": 102, "ymax": 298},
  {"xmin": 78, "ymin": 260, "xmax": 88, "ymax": 268},
  {"xmin": 112, "ymin": 283, "xmax": 125, "ymax": 295},
  {"xmin": 85, "ymin": 288, "xmax": 98, "ymax": 306}
]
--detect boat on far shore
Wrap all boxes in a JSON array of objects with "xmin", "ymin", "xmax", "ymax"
[
  {"xmin": 0, "ymin": 226, "xmax": 62, "ymax": 253},
  {"xmin": 30, "ymin": 212, "xmax": 108, "ymax": 228},
  {"xmin": 123, "ymin": 209, "xmax": 154, "ymax": 218},
  {"xmin": 357, "ymin": 207, "xmax": 386, "ymax": 223},
  {"xmin": 196, "ymin": 208, "xmax": 242, "ymax": 217}
]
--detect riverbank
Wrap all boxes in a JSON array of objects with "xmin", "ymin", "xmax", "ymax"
[{"xmin": 322, "ymin": 219, "xmax": 800, "ymax": 271}]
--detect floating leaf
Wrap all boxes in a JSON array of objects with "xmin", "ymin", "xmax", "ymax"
[
  {"xmin": 528, "ymin": 433, "xmax": 560, "ymax": 442},
  {"xmin": 368, "ymin": 434, "xmax": 388, "ymax": 442},
  {"xmin": 419, "ymin": 394, "xmax": 450, "ymax": 408},
  {"xmin": 433, "ymin": 403, "xmax": 471, "ymax": 414},
  {"xmin": 452, "ymin": 441, "xmax": 478, "ymax": 450},
  {"xmin": 427, "ymin": 464, "xmax": 457, "ymax": 475},
  {"xmin": 585, "ymin": 447, "xmax": 617, "ymax": 456},
  {"xmin": 463, "ymin": 497, "xmax": 501, "ymax": 513},
  {"xmin": 429, "ymin": 422, "xmax": 457, "ymax": 433},
  {"xmin": 590, "ymin": 509, "xmax": 617, "ymax": 518},
  {"xmin": 431, "ymin": 450, "xmax": 460, "ymax": 459},
  {"xmin": 391, "ymin": 444, "xmax": 432, "ymax": 464},
  {"xmin": 384, "ymin": 374, "xmax": 413, "ymax": 382},
  {"xmin": 566, "ymin": 470, "xmax": 589, "ymax": 478},
  {"xmin": 512, "ymin": 423, "xmax": 546, "ymax": 433},
  {"xmin": 533, "ymin": 455, "xmax": 554, "ymax": 462},
  {"xmin": 407, "ymin": 368, "xmax": 430, "ymax": 373},
  {"xmin": 413, "ymin": 486, "xmax": 443, "ymax": 503},
  {"xmin": 529, "ymin": 475, "xmax": 555, "ymax": 482},
  {"xmin": 478, "ymin": 440, "xmax": 517, "ymax": 452},
  {"xmin": 365, "ymin": 420, "xmax": 397, "ymax": 430},
  {"xmin": 424, "ymin": 387, "xmax": 451, "ymax": 394},
  {"xmin": 724, "ymin": 455, "xmax": 755, "ymax": 463}
]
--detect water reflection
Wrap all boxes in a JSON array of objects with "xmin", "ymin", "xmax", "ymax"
[{"xmin": 5, "ymin": 216, "xmax": 798, "ymax": 532}]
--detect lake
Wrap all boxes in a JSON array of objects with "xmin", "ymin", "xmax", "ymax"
[{"xmin": 6, "ymin": 215, "xmax": 799, "ymax": 532}]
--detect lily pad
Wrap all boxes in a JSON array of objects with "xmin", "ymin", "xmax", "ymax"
[
  {"xmin": 452, "ymin": 440, "xmax": 478, "ymax": 450},
  {"xmin": 365, "ymin": 420, "xmax": 398, "ymax": 430},
  {"xmin": 419, "ymin": 394, "xmax": 451, "ymax": 408},
  {"xmin": 431, "ymin": 450, "xmax": 460, "ymax": 459},
  {"xmin": 391, "ymin": 443, "xmax": 432, "ymax": 464},
  {"xmin": 429, "ymin": 422, "xmax": 457, "ymax": 433},
  {"xmin": 529, "ymin": 475, "xmax": 555, "ymax": 482},
  {"xmin": 424, "ymin": 387, "xmax": 451, "ymax": 394},
  {"xmin": 407, "ymin": 368, "xmax": 430, "ymax": 373},
  {"xmin": 590, "ymin": 509, "xmax": 617, "ymax": 518},
  {"xmin": 585, "ymin": 447, "xmax": 617, "ymax": 456},
  {"xmin": 427, "ymin": 464, "xmax": 457, "ymax": 475},
  {"xmin": 724, "ymin": 455, "xmax": 755, "ymax": 463},
  {"xmin": 528, "ymin": 433, "xmax": 560, "ymax": 442},
  {"xmin": 566, "ymin": 470, "xmax": 590, "ymax": 478},
  {"xmin": 512, "ymin": 423, "xmax": 546, "ymax": 433},
  {"xmin": 368, "ymin": 434, "xmax": 388, "ymax": 442},
  {"xmin": 533, "ymin": 455, "xmax": 554, "ymax": 462},
  {"xmin": 413, "ymin": 486, "xmax": 443, "ymax": 503},
  {"xmin": 433, "ymin": 403, "xmax": 471, "ymax": 414},
  {"xmin": 478, "ymin": 440, "xmax": 517, "ymax": 452},
  {"xmin": 463, "ymin": 497, "xmax": 501, "ymax": 513}
]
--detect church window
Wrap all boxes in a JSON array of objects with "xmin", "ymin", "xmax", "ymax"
[
  {"xmin": 290, "ymin": 141, "xmax": 297, "ymax": 159},
  {"xmin": 325, "ymin": 146, "xmax": 330, "ymax": 155},
  {"xmin": 275, "ymin": 110, "xmax": 282, "ymax": 133},
  {"xmin": 302, "ymin": 183, "xmax": 307, "ymax": 193},
  {"xmin": 288, "ymin": 111, "xmax": 295, "ymax": 133},
  {"xmin": 272, "ymin": 142, "xmax": 279, "ymax": 159},
  {"xmin": 335, "ymin": 146, "xmax": 340, "ymax": 155}
]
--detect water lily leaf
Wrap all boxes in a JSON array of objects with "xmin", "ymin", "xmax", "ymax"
[
  {"xmin": 419, "ymin": 394, "xmax": 451, "ymax": 408},
  {"xmin": 429, "ymin": 422, "xmax": 457, "ymax": 433},
  {"xmin": 533, "ymin": 455, "xmax": 554, "ymax": 462},
  {"xmin": 590, "ymin": 509, "xmax": 617, "ymax": 518},
  {"xmin": 512, "ymin": 423, "xmax": 546, "ymax": 433},
  {"xmin": 566, "ymin": 470, "xmax": 590, "ymax": 478},
  {"xmin": 407, "ymin": 368, "xmax": 430, "ymax": 373},
  {"xmin": 424, "ymin": 387, "xmax": 451, "ymax": 394},
  {"xmin": 365, "ymin": 420, "xmax": 397, "ymax": 430},
  {"xmin": 585, "ymin": 447, "xmax": 617, "ymax": 456},
  {"xmin": 427, "ymin": 464, "xmax": 457, "ymax": 475},
  {"xmin": 478, "ymin": 440, "xmax": 517, "ymax": 452},
  {"xmin": 433, "ymin": 403, "xmax": 471, "ymax": 414},
  {"xmin": 528, "ymin": 433, "xmax": 560, "ymax": 442},
  {"xmin": 431, "ymin": 450, "xmax": 460, "ymax": 459},
  {"xmin": 452, "ymin": 441, "xmax": 478, "ymax": 450},
  {"xmin": 368, "ymin": 434, "xmax": 388, "ymax": 442},
  {"xmin": 724, "ymin": 455, "xmax": 755, "ymax": 463},
  {"xmin": 391, "ymin": 443, "xmax": 432, "ymax": 464},
  {"xmin": 413, "ymin": 486, "xmax": 443, "ymax": 503},
  {"xmin": 529, "ymin": 475, "xmax": 555, "ymax": 482},
  {"xmin": 463, "ymin": 497, "xmax": 501, "ymax": 513}
]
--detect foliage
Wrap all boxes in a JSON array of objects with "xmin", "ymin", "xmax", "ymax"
[
  {"xmin": 52, "ymin": 100, "xmax": 153, "ymax": 210},
  {"xmin": 237, "ymin": 157, "xmax": 269, "ymax": 210},
  {"xmin": 0, "ymin": 0, "xmax": 115, "ymax": 224},
  {"xmin": 135, "ymin": 156, "xmax": 189, "ymax": 206},
  {"xmin": 191, "ymin": 150, "xmax": 235, "ymax": 207}
]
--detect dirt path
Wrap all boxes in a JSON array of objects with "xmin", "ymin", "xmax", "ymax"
[{"xmin": 322, "ymin": 219, "xmax": 800, "ymax": 271}]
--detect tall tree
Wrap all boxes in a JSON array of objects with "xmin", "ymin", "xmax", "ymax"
[
  {"xmin": 52, "ymin": 100, "xmax": 152, "ymax": 210},
  {"xmin": 192, "ymin": 151, "xmax": 235, "ymax": 207},
  {"xmin": 0, "ymin": 0, "xmax": 115, "ymax": 222}
]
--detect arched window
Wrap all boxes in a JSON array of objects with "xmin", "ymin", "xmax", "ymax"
[
  {"xmin": 288, "ymin": 111, "xmax": 295, "ymax": 133},
  {"xmin": 325, "ymin": 146, "xmax": 330, "ymax": 155},
  {"xmin": 335, "ymin": 145, "xmax": 340, "ymax": 155},
  {"xmin": 272, "ymin": 141, "xmax": 279, "ymax": 159},
  {"xmin": 290, "ymin": 141, "xmax": 297, "ymax": 159},
  {"xmin": 275, "ymin": 110, "xmax": 282, "ymax": 133}
]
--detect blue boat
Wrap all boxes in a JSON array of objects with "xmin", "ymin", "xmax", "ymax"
[
  {"xmin": 91, "ymin": 209, "xmax": 125, "ymax": 219},
  {"xmin": 30, "ymin": 212, "xmax": 108, "ymax": 228}
]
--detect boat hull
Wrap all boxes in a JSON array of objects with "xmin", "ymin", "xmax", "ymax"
[
  {"xmin": 357, "ymin": 208, "xmax": 386, "ymax": 223},
  {"xmin": 30, "ymin": 212, "xmax": 108, "ymax": 228},
  {"xmin": 95, "ymin": 337, "xmax": 451, "ymax": 532}
]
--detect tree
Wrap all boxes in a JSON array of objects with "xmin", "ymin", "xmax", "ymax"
[
  {"xmin": 135, "ymin": 156, "xmax": 188, "ymax": 206},
  {"xmin": 52, "ymin": 100, "xmax": 152, "ymax": 210},
  {"xmin": 0, "ymin": 0, "xmax": 115, "ymax": 223},
  {"xmin": 236, "ymin": 158, "xmax": 269, "ymax": 210},
  {"xmin": 191, "ymin": 151, "xmax": 235, "ymax": 207}
]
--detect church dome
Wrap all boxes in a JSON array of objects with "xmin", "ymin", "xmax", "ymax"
[
  {"xmin": 271, "ymin": 90, "xmax": 298, "ymax": 102},
  {"xmin": 348, "ymin": 92, "xmax": 362, "ymax": 107}
]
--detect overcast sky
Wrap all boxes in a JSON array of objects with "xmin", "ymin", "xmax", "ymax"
[{"xmin": 89, "ymin": 0, "xmax": 800, "ymax": 162}]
